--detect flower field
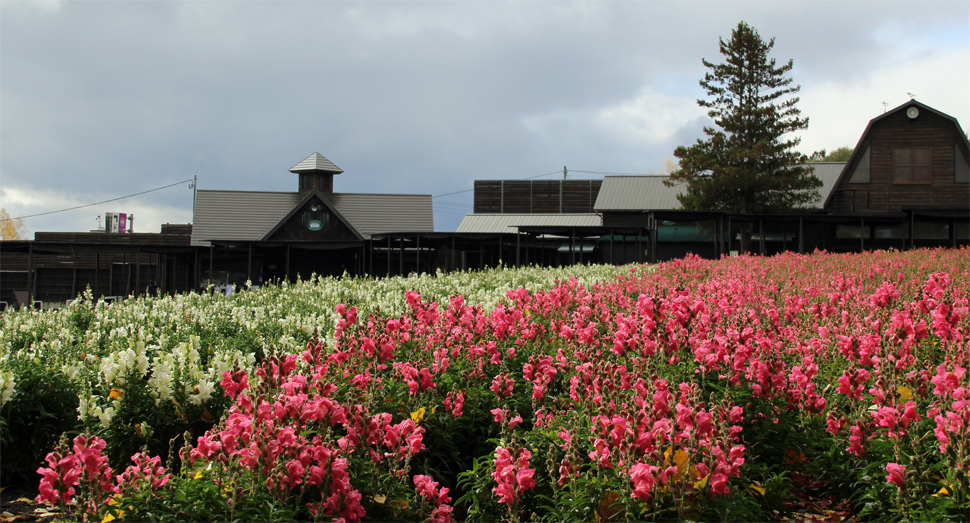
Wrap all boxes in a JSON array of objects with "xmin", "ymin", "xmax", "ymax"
[{"xmin": 1, "ymin": 249, "xmax": 967, "ymax": 522}]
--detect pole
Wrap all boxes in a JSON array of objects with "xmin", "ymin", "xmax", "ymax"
[
  {"xmin": 759, "ymin": 218, "xmax": 764, "ymax": 255},
  {"xmin": 27, "ymin": 242, "xmax": 34, "ymax": 305},
  {"xmin": 798, "ymin": 217, "xmax": 804, "ymax": 254},
  {"xmin": 516, "ymin": 233, "xmax": 520, "ymax": 267}
]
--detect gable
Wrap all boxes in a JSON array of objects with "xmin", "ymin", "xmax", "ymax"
[
  {"xmin": 262, "ymin": 192, "xmax": 363, "ymax": 242},
  {"xmin": 824, "ymin": 101, "xmax": 970, "ymax": 212}
]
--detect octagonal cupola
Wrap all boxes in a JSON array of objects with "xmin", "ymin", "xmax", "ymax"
[{"xmin": 290, "ymin": 152, "xmax": 344, "ymax": 196}]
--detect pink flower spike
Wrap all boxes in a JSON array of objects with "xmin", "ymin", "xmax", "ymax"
[{"xmin": 885, "ymin": 463, "xmax": 906, "ymax": 489}]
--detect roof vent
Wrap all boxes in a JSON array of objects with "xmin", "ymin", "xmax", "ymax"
[{"xmin": 290, "ymin": 153, "xmax": 343, "ymax": 195}]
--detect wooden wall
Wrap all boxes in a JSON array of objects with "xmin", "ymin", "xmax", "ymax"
[
  {"xmin": 828, "ymin": 107, "xmax": 970, "ymax": 214},
  {"xmin": 474, "ymin": 180, "xmax": 603, "ymax": 214}
]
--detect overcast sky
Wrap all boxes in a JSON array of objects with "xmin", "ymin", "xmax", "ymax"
[{"xmin": 2, "ymin": 0, "xmax": 968, "ymax": 234}]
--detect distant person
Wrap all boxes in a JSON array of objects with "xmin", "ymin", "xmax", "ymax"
[{"xmin": 147, "ymin": 280, "xmax": 159, "ymax": 297}]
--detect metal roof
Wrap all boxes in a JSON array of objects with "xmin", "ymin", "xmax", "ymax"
[
  {"xmin": 191, "ymin": 190, "xmax": 301, "ymax": 246},
  {"xmin": 289, "ymin": 152, "xmax": 344, "ymax": 174},
  {"xmin": 328, "ymin": 193, "xmax": 434, "ymax": 237},
  {"xmin": 804, "ymin": 162, "xmax": 845, "ymax": 208},
  {"xmin": 191, "ymin": 190, "xmax": 433, "ymax": 246},
  {"xmin": 594, "ymin": 176, "xmax": 684, "ymax": 211},
  {"xmin": 594, "ymin": 166, "xmax": 843, "ymax": 212},
  {"xmin": 456, "ymin": 213, "xmax": 601, "ymax": 233}
]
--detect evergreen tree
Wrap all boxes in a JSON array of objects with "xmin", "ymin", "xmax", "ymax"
[{"xmin": 667, "ymin": 22, "xmax": 821, "ymax": 214}]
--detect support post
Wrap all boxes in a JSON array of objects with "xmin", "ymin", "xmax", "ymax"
[
  {"xmin": 95, "ymin": 253, "xmax": 100, "ymax": 301},
  {"xmin": 910, "ymin": 211, "xmax": 915, "ymax": 250},
  {"xmin": 387, "ymin": 237, "xmax": 391, "ymax": 276},
  {"xmin": 516, "ymin": 233, "xmax": 520, "ymax": 267},
  {"xmin": 209, "ymin": 245, "xmax": 214, "ymax": 286},
  {"xmin": 416, "ymin": 235, "xmax": 421, "ymax": 274},
  {"xmin": 27, "ymin": 242, "xmax": 34, "ymax": 305},
  {"xmin": 570, "ymin": 229, "xmax": 575, "ymax": 265},
  {"xmin": 860, "ymin": 218, "xmax": 865, "ymax": 253},
  {"xmin": 610, "ymin": 229, "xmax": 614, "ymax": 265},
  {"xmin": 399, "ymin": 237, "xmax": 404, "ymax": 275},
  {"xmin": 247, "ymin": 244, "xmax": 252, "ymax": 284},
  {"xmin": 782, "ymin": 221, "xmax": 787, "ymax": 252},
  {"xmin": 759, "ymin": 218, "xmax": 765, "ymax": 255},
  {"xmin": 136, "ymin": 248, "xmax": 141, "ymax": 295},
  {"xmin": 798, "ymin": 217, "xmax": 804, "ymax": 254}
]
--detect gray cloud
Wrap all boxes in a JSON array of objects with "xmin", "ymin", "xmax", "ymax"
[{"xmin": 2, "ymin": 1, "xmax": 967, "ymax": 233}]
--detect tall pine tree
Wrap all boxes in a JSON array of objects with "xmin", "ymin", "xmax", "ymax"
[{"xmin": 667, "ymin": 22, "xmax": 821, "ymax": 214}]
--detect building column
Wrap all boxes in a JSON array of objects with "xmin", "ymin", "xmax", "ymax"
[{"xmin": 798, "ymin": 217, "xmax": 804, "ymax": 254}]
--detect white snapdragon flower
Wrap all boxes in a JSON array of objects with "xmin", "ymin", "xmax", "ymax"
[
  {"xmin": 148, "ymin": 356, "xmax": 175, "ymax": 404},
  {"xmin": 190, "ymin": 379, "xmax": 214, "ymax": 406},
  {"xmin": 0, "ymin": 370, "xmax": 15, "ymax": 406}
]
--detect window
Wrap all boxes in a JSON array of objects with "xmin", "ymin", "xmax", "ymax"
[
  {"xmin": 893, "ymin": 147, "xmax": 931, "ymax": 184},
  {"xmin": 836, "ymin": 225, "xmax": 870, "ymax": 239},
  {"xmin": 956, "ymin": 143, "xmax": 969, "ymax": 183},
  {"xmin": 847, "ymin": 145, "xmax": 870, "ymax": 183}
]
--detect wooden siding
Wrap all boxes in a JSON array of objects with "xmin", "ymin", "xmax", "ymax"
[
  {"xmin": 828, "ymin": 107, "xmax": 970, "ymax": 214},
  {"xmin": 473, "ymin": 180, "xmax": 602, "ymax": 214},
  {"xmin": 34, "ymin": 231, "xmax": 191, "ymax": 246}
]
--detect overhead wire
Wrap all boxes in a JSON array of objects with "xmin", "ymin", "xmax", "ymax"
[
  {"xmin": 1, "ymin": 178, "xmax": 194, "ymax": 222},
  {"xmin": 432, "ymin": 170, "xmax": 563, "ymax": 199}
]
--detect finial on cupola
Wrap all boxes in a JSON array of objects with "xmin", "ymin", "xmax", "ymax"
[{"xmin": 290, "ymin": 152, "xmax": 344, "ymax": 195}]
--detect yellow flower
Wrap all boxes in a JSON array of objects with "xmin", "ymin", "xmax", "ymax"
[
  {"xmin": 897, "ymin": 386, "xmax": 913, "ymax": 401},
  {"xmin": 101, "ymin": 494, "xmax": 124, "ymax": 523},
  {"xmin": 411, "ymin": 407, "xmax": 426, "ymax": 424},
  {"xmin": 109, "ymin": 388, "xmax": 124, "ymax": 400}
]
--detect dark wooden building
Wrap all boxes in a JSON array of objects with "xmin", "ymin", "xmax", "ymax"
[{"xmin": 826, "ymin": 100, "xmax": 969, "ymax": 214}]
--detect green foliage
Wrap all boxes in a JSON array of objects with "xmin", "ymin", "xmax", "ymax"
[
  {"xmin": 0, "ymin": 361, "xmax": 80, "ymax": 486},
  {"xmin": 668, "ymin": 21, "xmax": 822, "ymax": 213},
  {"xmin": 818, "ymin": 146, "xmax": 854, "ymax": 162}
]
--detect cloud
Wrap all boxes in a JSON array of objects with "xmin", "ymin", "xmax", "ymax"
[
  {"xmin": 1, "ymin": 1, "xmax": 967, "ymax": 235},
  {"xmin": 799, "ymin": 47, "xmax": 970, "ymax": 154}
]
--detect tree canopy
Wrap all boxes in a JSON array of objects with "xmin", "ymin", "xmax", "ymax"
[
  {"xmin": 0, "ymin": 209, "xmax": 29, "ymax": 241},
  {"xmin": 667, "ymin": 21, "xmax": 822, "ymax": 214},
  {"xmin": 820, "ymin": 146, "xmax": 853, "ymax": 162}
]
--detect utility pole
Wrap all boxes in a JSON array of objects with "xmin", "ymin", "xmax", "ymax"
[
  {"xmin": 563, "ymin": 166, "xmax": 567, "ymax": 180},
  {"xmin": 190, "ymin": 175, "xmax": 198, "ymax": 223}
]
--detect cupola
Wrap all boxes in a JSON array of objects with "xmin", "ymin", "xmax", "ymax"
[{"xmin": 289, "ymin": 152, "xmax": 344, "ymax": 196}]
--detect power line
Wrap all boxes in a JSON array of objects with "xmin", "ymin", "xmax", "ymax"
[
  {"xmin": 569, "ymin": 169, "xmax": 656, "ymax": 176},
  {"xmin": 1, "ymin": 178, "xmax": 194, "ymax": 222},
  {"xmin": 432, "ymin": 170, "xmax": 563, "ymax": 199}
]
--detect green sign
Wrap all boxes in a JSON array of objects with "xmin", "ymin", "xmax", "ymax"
[{"xmin": 307, "ymin": 220, "xmax": 323, "ymax": 231}]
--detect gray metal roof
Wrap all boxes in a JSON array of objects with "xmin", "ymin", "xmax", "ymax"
[
  {"xmin": 456, "ymin": 213, "xmax": 601, "ymax": 233},
  {"xmin": 328, "ymin": 193, "xmax": 434, "ymax": 237},
  {"xmin": 289, "ymin": 152, "xmax": 344, "ymax": 174},
  {"xmin": 593, "ymin": 166, "xmax": 844, "ymax": 212},
  {"xmin": 191, "ymin": 190, "xmax": 433, "ymax": 246},
  {"xmin": 191, "ymin": 190, "xmax": 301, "ymax": 246},
  {"xmin": 804, "ymin": 162, "xmax": 845, "ymax": 209},
  {"xmin": 594, "ymin": 176, "xmax": 684, "ymax": 211}
]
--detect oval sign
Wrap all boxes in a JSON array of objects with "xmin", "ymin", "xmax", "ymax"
[{"xmin": 307, "ymin": 220, "xmax": 323, "ymax": 231}]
